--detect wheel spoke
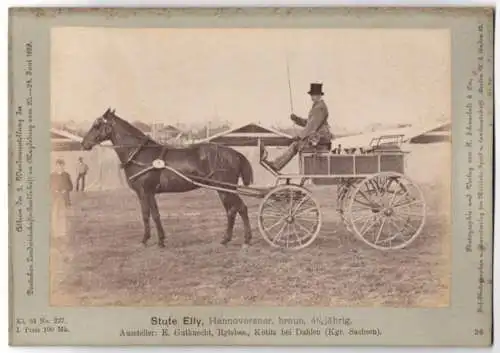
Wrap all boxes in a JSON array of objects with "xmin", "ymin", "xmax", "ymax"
[
  {"xmin": 388, "ymin": 183, "xmax": 401, "ymax": 206},
  {"xmin": 392, "ymin": 214, "xmax": 418, "ymax": 233},
  {"xmin": 295, "ymin": 206, "xmax": 318, "ymax": 217},
  {"xmin": 293, "ymin": 218, "xmax": 318, "ymax": 226},
  {"xmin": 263, "ymin": 201, "xmax": 289, "ymax": 214},
  {"xmin": 264, "ymin": 215, "xmax": 287, "ymax": 232},
  {"xmin": 352, "ymin": 212, "xmax": 377, "ymax": 224},
  {"xmin": 388, "ymin": 214, "xmax": 408, "ymax": 232},
  {"xmin": 272, "ymin": 222, "xmax": 288, "ymax": 244},
  {"xmin": 292, "ymin": 194, "xmax": 310, "ymax": 215},
  {"xmin": 359, "ymin": 215, "xmax": 380, "ymax": 237},
  {"xmin": 385, "ymin": 178, "xmax": 396, "ymax": 194},
  {"xmin": 263, "ymin": 209, "xmax": 288, "ymax": 217},
  {"xmin": 350, "ymin": 205, "xmax": 372, "ymax": 213},
  {"xmin": 356, "ymin": 189, "xmax": 377, "ymax": 206},
  {"xmin": 293, "ymin": 202, "xmax": 314, "ymax": 217},
  {"xmin": 396, "ymin": 210, "xmax": 424, "ymax": 218},
  {"xmin": 390, "ymin": 189, "xmax": 410, "ymax": 207},
  {"xmin": 383, "ymin": 219, "xmax": 403, "ymax": 243},
  {"xmin": 387, "ymin": 218, "xmax": 411, "ymax": 240},
  {"xmin": 374, "ymin": 217, "xmax": 387, "ymax": 244},
  {"xmin": 357, "ymin": 215, "xmax": 375, "ymax": 236},
  {"xmin": 291, "ymin": 224, "xmax": 304, "ymax": 246},
  {"xmin": 392, "ymin": 199, "xmax": 423, "ymax": 209},
  {"xmin": 294, "ymin": 220, "xmax": 314, "ymax": 238},
  {"xmin": 352, "ymin": 198, "xmax": 378, "ymax": 209},
  {"xmin": 285, "ymin": 223, "xmax": 291, "ymax": 248}
]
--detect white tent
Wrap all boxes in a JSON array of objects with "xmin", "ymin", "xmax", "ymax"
[
  {"xmin": 331, "ymin": 119, "xmax": 451, "ymax": 149},
  {"xmin": 50, "ymin": 128, "xmax": 128, "ymax": 191}
]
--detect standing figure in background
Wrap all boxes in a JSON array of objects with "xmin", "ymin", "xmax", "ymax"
[
  {"xmin": 75, "ymin": 157, "xmax": 89, "ymax": 192},
  {"xmin": 51, "ymin": 159, "xmax": 73, "ymax": 207},
  {"xmin": 260, "ymin": 82, "xmax": 333, "ymax": 172}
]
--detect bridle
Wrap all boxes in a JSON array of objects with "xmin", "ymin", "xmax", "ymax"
[{"xmin": 89, "ymin": 115, "xmax": 169, "ymax": 177}]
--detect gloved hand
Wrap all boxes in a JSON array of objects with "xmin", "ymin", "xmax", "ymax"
[{"xmin": 290, "ymin": 113, "xmax": 300, "ymax": 121}]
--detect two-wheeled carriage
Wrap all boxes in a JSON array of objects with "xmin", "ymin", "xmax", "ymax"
[{"xmin": 256, "ymin": 135, "xmax": 426, "ymax": 251}]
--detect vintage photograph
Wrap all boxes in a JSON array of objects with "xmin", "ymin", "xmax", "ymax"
[{"xmin": 49, "ymin": 27, "xmax": 452, "ymax": 307}]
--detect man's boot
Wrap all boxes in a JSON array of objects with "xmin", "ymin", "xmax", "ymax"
[{"xmin": 260, "ymin": 142, "xmax": 299, "ymax": 172}]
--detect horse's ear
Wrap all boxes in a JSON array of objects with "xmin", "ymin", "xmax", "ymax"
[
  {"xmin": 111, "ymin": 109, "xmax": 116, "ymax": 114},
  {"xmin": 105, "ymin": 107, "xmax": 110, "ymax": 114}
]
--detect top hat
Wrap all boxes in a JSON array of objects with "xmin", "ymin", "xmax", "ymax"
[
  {"xmin": 56, "ymin": 159, "xmax": 65, "ymax": 165},
  {"xmin": 308, "ymin": 83, "xmax": 324, "ymax": 96}
]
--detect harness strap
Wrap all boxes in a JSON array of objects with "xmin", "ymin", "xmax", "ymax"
[
  {"xmin": 159, "ymin": 146, "xmax": 169, "ymax": 161},
  {"xmin": 121, "ymin": 139, "xmax": 149, "ymax": 169}
]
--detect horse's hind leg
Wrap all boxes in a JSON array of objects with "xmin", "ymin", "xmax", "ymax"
[
  {"xmin": 148, "ymin": 193, "xmax": 166, "ymax": 248},
  {"xmin": 218, "ymin": 192, "xmax": 238, "ymax": 245}
]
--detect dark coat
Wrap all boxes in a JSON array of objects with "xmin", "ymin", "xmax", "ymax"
[
  {"xmin": 50, "ymin": 171, "xmax": 73, "ymax": 193},
  {"xmin": 292, "ymin": 99, "xmax": 333, "ymax": 145}
]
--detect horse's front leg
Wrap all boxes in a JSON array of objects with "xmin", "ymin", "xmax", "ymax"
[
  {"xmin": 138, "ymin": 192, "xmax": 151, "ymax": 246},
  {"xmin": 148, "ymin": 193, "xmax": 166, "ymax": 248}
]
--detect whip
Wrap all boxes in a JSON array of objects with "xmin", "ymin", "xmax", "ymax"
[{"xmin": 285, "ymin": 50, "xmax": 297, "ymax": 136}]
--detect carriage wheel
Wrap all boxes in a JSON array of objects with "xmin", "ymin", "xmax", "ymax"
[
  {"xmin": 338, "ymin": 179, "xmax": 362, "ymax": 234},
  {"xmin": 346, "ymin": 172, "xmax": 426, "ymax": 250},
  {"xmin": 258, "ymin": 184, "xmax": 322, "ymax": 250}
]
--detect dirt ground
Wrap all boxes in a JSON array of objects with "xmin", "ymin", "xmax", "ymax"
[{"xmin": 50, "ymin": 180, "xmax": 451, "ymax": 308}]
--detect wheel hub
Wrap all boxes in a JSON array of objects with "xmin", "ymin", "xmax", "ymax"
[
  {"xmin": 383, "ymin": 208, "xmax": 394, "ymax": 216},
  {"xmin": 285, "ymin": 216, "xmax": 294, "ymax": 223}
]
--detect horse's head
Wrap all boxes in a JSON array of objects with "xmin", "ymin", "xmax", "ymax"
[{"xmin": 81, "ymin": 108, "xmax": 116, "ymax": 150}]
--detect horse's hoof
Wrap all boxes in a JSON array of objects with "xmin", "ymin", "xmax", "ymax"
[
  {"xmin": 158, "ymin": 243, "xmax": 166, "ymax": 248},
  {"xmin": 241, "ymin": 244, "xmax": 250, "ymax": 252},
  {"xmin": 220, "ymin": 239, "xmax": 230, "ymax": 246},
  {"xmin": 141, "ymin": 241, "xmax": 148, "ymax": 247}
]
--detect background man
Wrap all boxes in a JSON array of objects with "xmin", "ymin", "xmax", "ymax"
[
  {"xmin": 261, "ymin": 82, "xmax": 333, "ymax": 172},
  {"xmin": 75, "ymin": 157, "xmax": 89, "ymax": 192}
]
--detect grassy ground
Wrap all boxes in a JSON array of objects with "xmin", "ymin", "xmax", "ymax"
[{"xmin": 50, "ymin": 183, "xmax": 450, "ymax": 307}]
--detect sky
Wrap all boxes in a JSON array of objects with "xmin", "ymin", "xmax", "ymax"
[{"xmin": 51, "ymin": 27, "xmax": 450, "ymax": 133}]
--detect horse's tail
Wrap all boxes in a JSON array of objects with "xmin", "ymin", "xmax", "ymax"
[{"xmin": 238, "ymin": 153, "xmax": 254, "ymax": 186}]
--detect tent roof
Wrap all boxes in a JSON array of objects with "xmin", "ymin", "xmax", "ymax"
[
  {"xmin": 195, "ymin": 122, "xmax": 292, "ymax": 143},
  {"xmin": 332, "ymin": 119, "xmax": 451, "ymax": 148},
  {"xmin": 50, "ymin": 128, "xmax": 83, "ymax": 142}
]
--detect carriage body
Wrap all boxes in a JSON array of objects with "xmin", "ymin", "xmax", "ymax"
[
  {"xmin": 301, "ymin": 133, "xmax": 407, "ymax": 180},
  {"xmin": 301, "ymin": 150, "xmax": 405, "ymax": 182}
]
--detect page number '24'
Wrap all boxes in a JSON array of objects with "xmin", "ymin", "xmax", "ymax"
[{"xmin": 473, "ymin": 329, "xmax": 484, "ymax": 336}]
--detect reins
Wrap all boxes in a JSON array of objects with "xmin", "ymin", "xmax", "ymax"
[{"xmin": 87, "ymin": 114, "xmax": 227, "ymax": 185}]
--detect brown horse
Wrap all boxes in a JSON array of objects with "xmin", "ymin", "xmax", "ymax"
[{"xmin": 81, "ymin": 108, "xmax": 254, "ymax": 249}]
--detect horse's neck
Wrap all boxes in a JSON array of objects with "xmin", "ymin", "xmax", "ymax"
[{"xmin": 110, "ymin": 125, "xmax": 155, "ymax": 165}]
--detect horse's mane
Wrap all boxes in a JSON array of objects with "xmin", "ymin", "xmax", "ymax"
[{"xmin": 111, "ymin": 112, "xmax": 157, "ymax": 143}]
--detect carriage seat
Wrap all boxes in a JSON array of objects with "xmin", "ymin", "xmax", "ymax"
[{"xmin": 301, "ymin": 144, "xmax": 331, "ymax": 154}]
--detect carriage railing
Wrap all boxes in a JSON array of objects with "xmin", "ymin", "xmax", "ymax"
[{"xmin": 369, "ymin": 134, "xmax": 405, "ymax": 149}]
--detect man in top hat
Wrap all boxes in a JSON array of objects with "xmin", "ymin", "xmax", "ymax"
[
  {"xmin": 50, "ymin": 158, "xmax": 73, "ymax": 207},
  {"xmin": 260, "ymin": 82, "xmax": 333, "ymax": 172}
]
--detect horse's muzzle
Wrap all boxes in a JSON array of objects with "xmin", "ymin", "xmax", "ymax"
[{"xmin": 81, "ymin": 141, "xmax": 93, "ymax": 151}]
